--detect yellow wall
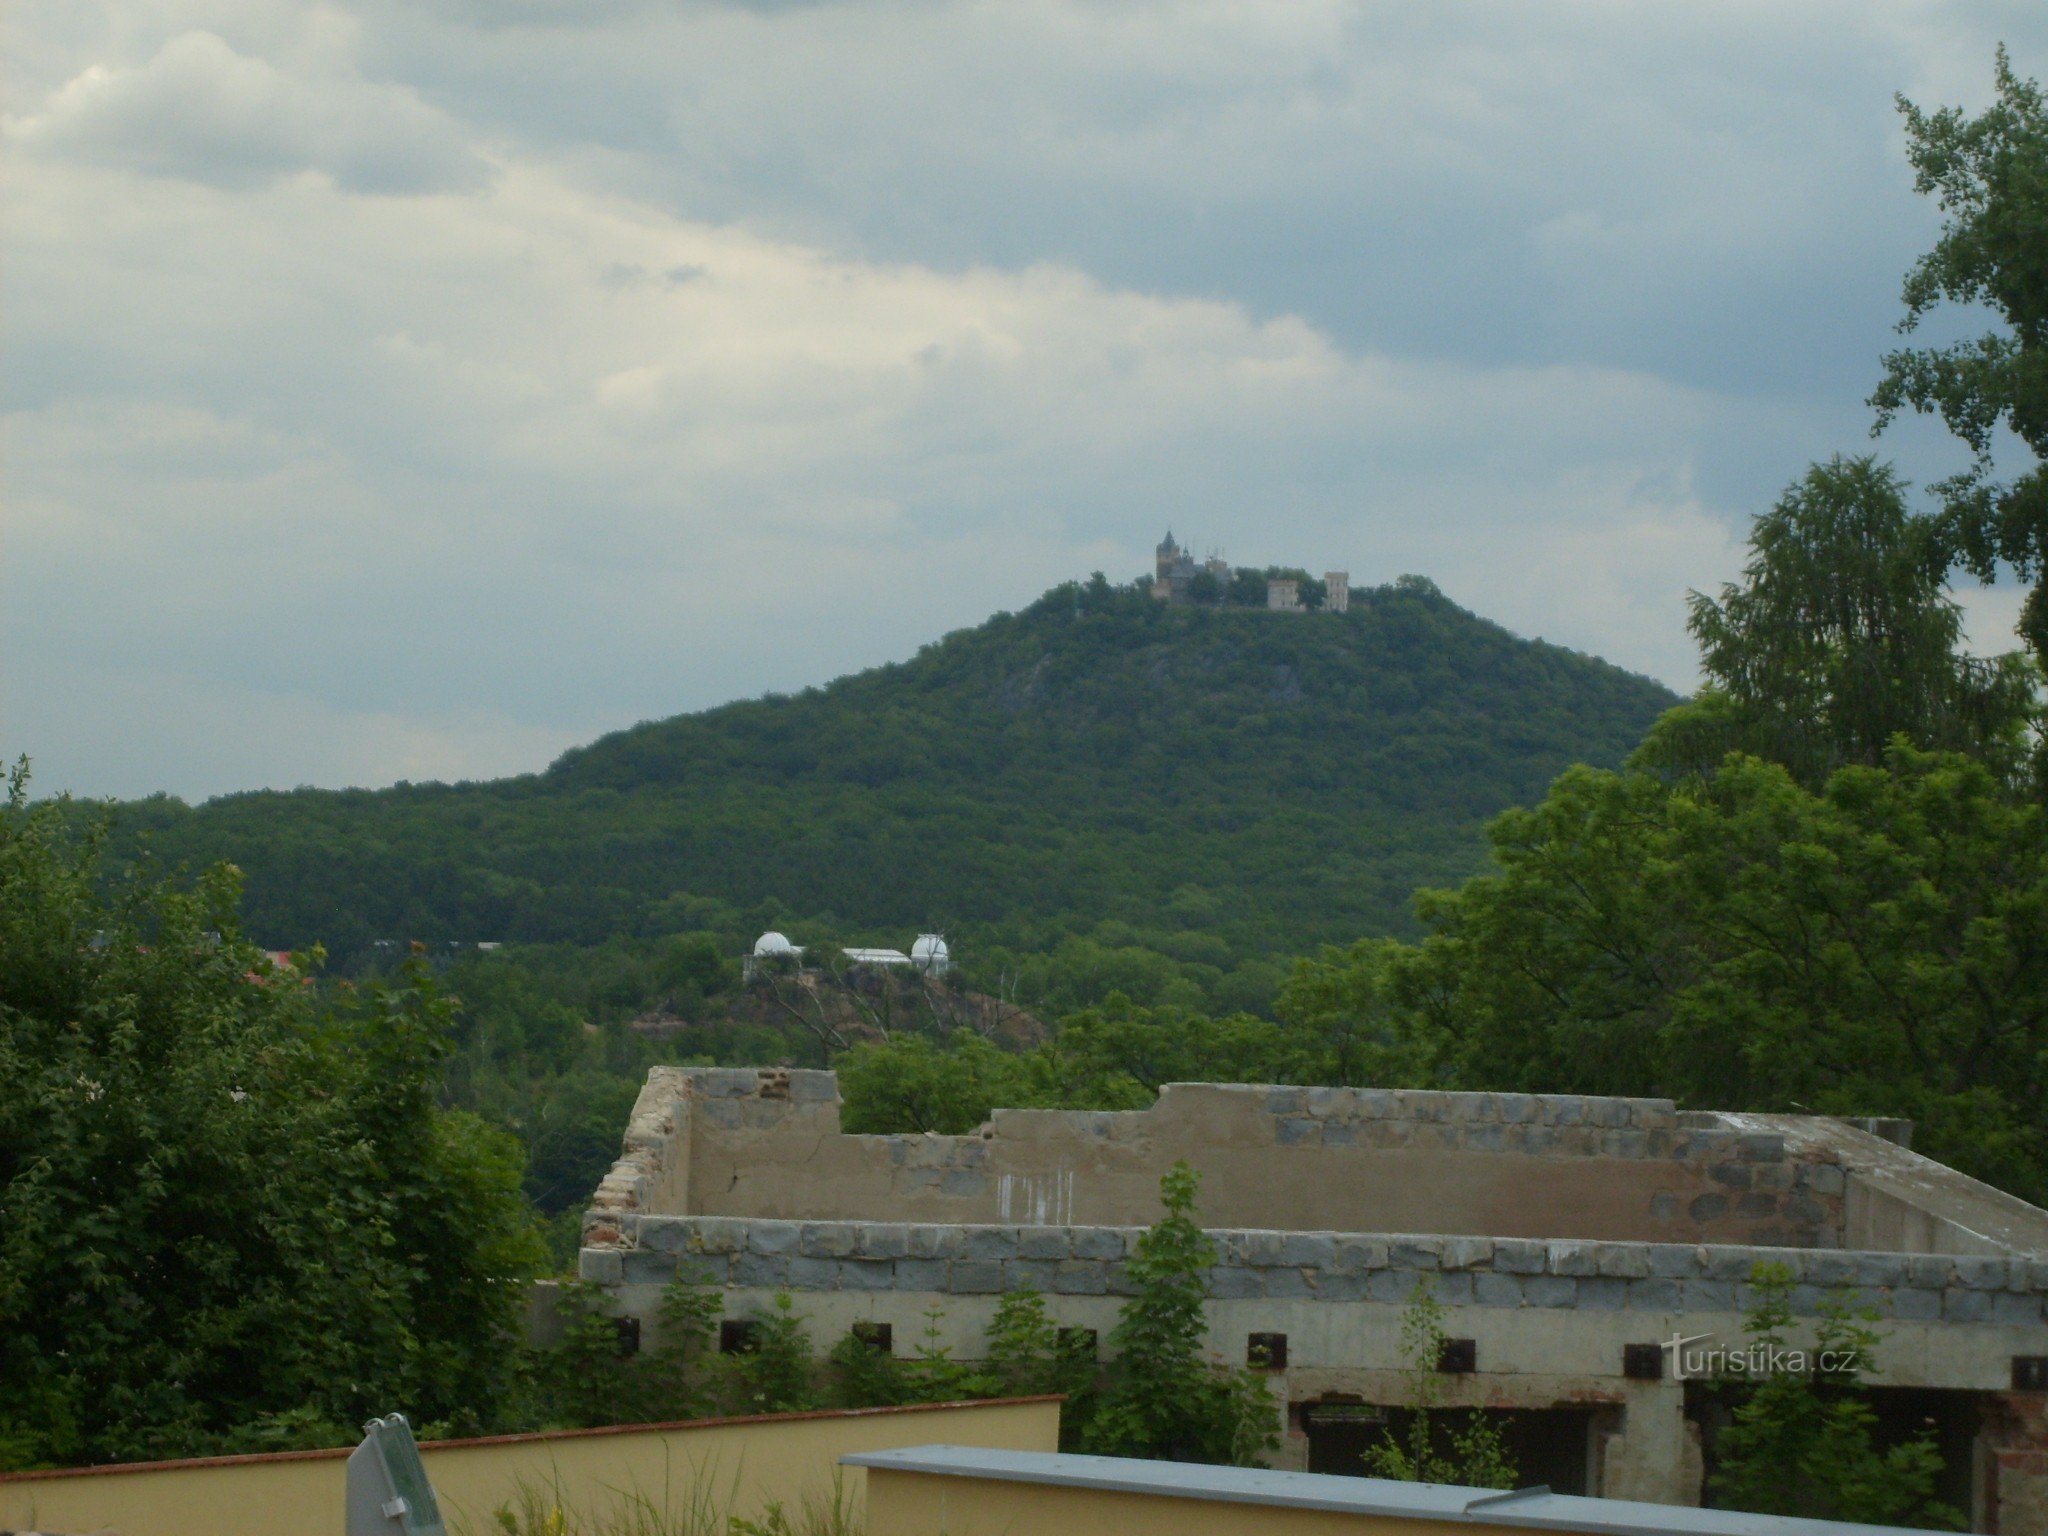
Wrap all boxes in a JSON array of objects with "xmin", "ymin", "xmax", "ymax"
[
  {"xmin": 862, "ymin": 1469, "xmax": 1560, "ymax": 1536},
  {"xmin": 0, "ymin": 1398, "xmax": 1059, "ymax": 1536}
]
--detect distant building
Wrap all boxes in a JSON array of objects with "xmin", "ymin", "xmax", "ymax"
[
  {"xmin": 1150, "ymin": 531, "xmax": 1348, "ymax": 613},
  {"xmin": 745, "ymin": 931, "xmax": 951, "ymax": 981}
]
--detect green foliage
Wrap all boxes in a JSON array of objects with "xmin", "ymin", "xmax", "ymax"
[
  {"xmin": 1635, "ymin": 456, "xmax": 2038, "ymax": 788},
  {"xmin": 1710, "ymin": 1264, "xmax": 1963, "ymax": 1528},
  {"xmin": 95, "ymin": 581, "xmax": 1674, "ymax": 990},
  {"xmin": 1873, "ymin": 49, "xmax": 2048, "ymax": 660},
  {"xmin": 837, "ymin": 1032, "xmax": 1029, "ymax": 1133},
  {"xmin": 1289, "ymin": 745, "xmax": 2048, "ymax": 1204},
  {"xmin": 0, "ymin": 764, "xmax": 544, "ymax": 1468},
  {"xmin": 983, "ymin": 1289, "xmax": 1097, "ymax": 1430},
  {"xmin": 1361, "ymin": 1279, "xmax": 1516, "ymax": 1490},
  {"xmin": 1083, "ymin": 1162, "xmax": 1277, "ymax": 1466},
  {"xmin": 724, "ymin": 1294, "xmax": 820, "ymax": 1416}
]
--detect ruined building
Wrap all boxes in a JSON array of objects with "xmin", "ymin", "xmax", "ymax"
[
  {"xmin": 1150, "ymin": 531, "xmax": 1348, "ymax": 612},
  {"xmin": 579, "ymin": 1069, "xmax": 2048, "ymax": 1533}
]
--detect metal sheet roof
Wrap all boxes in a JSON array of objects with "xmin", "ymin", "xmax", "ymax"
[{"xmin": 839, "ymin": 1446, "xmax": 1948, "ymax": 1536}]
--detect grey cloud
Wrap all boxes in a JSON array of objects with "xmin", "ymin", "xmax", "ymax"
[{"xmin": 11, "ymin": 30, "xmax": 488, "ymax": 193}]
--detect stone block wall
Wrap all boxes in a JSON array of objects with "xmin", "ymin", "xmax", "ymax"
[
  {"xmin": 584, "ymin": 1068, "xmax": 1855, "ymax": 1248},
  {"xmin": 586, "ymin": 1214, "xmax": 2048, "ymax": 1326}
]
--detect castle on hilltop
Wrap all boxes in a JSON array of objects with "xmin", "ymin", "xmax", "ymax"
[{"xmin": 1150, "ymin": 531, "xmax": 1348, "ymax": 612}]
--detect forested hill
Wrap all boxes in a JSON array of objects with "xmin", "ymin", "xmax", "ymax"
[{"xmin": 105, "ymin": 576, "xmax": 1679, "ymax": 968}]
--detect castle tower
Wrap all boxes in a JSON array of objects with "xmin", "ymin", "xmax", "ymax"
[
  {"xmin": 1155, "ymin": 531, "xmax": 1182, "ymax": 583},
  {"xmin": 1325, "ymin": 571, "xmax": 1350, "ymax": 613}
]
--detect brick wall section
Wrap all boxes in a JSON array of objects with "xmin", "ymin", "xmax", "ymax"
[{"xmin": 584, "ymin": 1215, "xmax": 2048, "ymax": 1323}]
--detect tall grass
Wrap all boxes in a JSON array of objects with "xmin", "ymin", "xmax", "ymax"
[{"xmin": 465, "ymin": 1466, "xmax": 860, "ymax": 1536}]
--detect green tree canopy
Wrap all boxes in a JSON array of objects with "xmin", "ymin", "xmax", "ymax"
[
  {"xmin": 1873, "ymin": 49, "xmax": 2048, "ymax": 658},
  {"xmin": 0, "ymin": 767, "xmax": 542, "ymax": 1468},
  {"xmin": 1634, "ymin": 456, "xmax": 2037, "ymax": 787}
]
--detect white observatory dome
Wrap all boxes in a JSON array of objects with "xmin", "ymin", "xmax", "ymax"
[
  {"xmin": 911, "ymin": 933, "xmax": 950, "ymax": 967},
  {"xmin": 752, "ymin": 930, "xmax": 795, "ymax": 957}
]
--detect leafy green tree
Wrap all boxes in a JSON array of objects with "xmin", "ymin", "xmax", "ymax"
[
  {"xmin": 1711, "ymin": 1264, "xmax": 1962, "ymax": 1528},
  {"xmin": 0, "ymin": 767, "xmax": 543, "ymax": 1467},
  {"xmin": 1634, "ymin": 456, "xmax": 2037, "ymax": 788},
  {"xmin": 1873, "ymin": 50, "xmax": 2048, "ymax": 660},
  {"xmin": 837, "ymin": 1031, "xmax": 1030, "ymax": 1133},
  {"xmin": 1083, "ymin": 1162, "xmax": 1277, "ymax": 1465},
  {"xmin": 723, "ymin": 1293, "xmax": 820, "ymax": 1415},
  {"xmin": 982, "ymin": 1288, "xmax": 1097, "ymax": 1436},
  {"xmin": 1363, "ymin": 1278, "xmax": 1516, "ymax": 1489}
]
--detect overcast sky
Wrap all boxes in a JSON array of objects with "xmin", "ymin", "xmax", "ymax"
[{"xmin": 6, "ymin": 1, "xmax": 2044, "ymax": 801}]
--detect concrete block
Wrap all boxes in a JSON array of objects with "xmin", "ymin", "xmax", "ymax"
[
  {"xmin": 1549, "ymin": 1242, "xmax": 1601, "ymax": 1277},
  {"xmin": 1736, "ymin": 1133, "xmax": 1786, "ymax": 1162},
  {"xmin": 1647, "ymin": 1245, "xmax": 1700, "ymax": 1279},
  {"xmin": 1803, "ymin": 1253, "xmax": 1857, "ymax": 1288},
  {"xmin": 635, "ymin": 1219, "xmax": 691, "ymax": 1253},
  {"xmin": 1323, "ymin": 1120, "xmax": 1359, "ymax": 1146},
  {"xmin": 1474, "ymin": 1273, "xmax": 1524, "ymax": 1308},
  {"xmin": 1368, "ymin": 1269, "xmax": 1426, "ymax": 1305},
  {"xmin": 1607, "ymin": 1130, "xmax": 1652, "ymax": 1159},
  {"xmin": 1260, "ymin": 1267, "xmax": 1317, "ymax": 1299},
  {"xmin": 1943, "ymin": 1288, "xmax": 1992, "ymax": 1323},
  {"xmin": 1315, "ymin": 1271, "xmax": 1373, "ymax": 1302},
  {"xmin": 1434, "ymin": 1273, "xmax": 1476, "ymax": 1305},
  {"xmin": 1305, "ymin": 1086, "xmax": 1347, "ymax": 1116},
  {"xmin": 1492, "ymin": 1240, "xmax": 1546, "ymax": 1275},
  {"xmin": 1990, "ymin": 1292, "xmax": 2043, "ymax": 1326},
  {"xmin": 1802, "ymin": 1163, "xmax": 1846, "ymax": 1195},
  {"xmin": 893, "ymin": 1258, "xmax": 950, "ymax": 1291},
  {"xmin": 789, "ymin": 1070, "xmax": 838, "ymax": 1102},
  {"xmin": 1464, "ymin": 1125, "xmax": 1507, "ymax": 1152},
  {"xmin": 1588, "ymin": 1098, "xmax": 1631, "ymax": 1129},
  {"xmin": 838, "ymin": 1260, "xmax": 896, "ymax": 1291},
  {"xmin": 622, "ymin": 1251, "xmax": 679, "ymax": 1285},
  {"xmin": 700, "ymin": 1068, "xmax": 764, "ymax": 1098},
  {"xmin": 1597, "ymin": 1245, "xmax": 1653, "ymax": 1279},
  {"xmin": 906, "ymin": 1226, "xmax": 961, "ymax": 1259},
  {"xmin": 1330, "ymin": 1237, "xmax": 1391, "ymax": 1273},
  {"xmin": 1004, "ymin": 1260, "xmax": 1061, "ymax": 1292},
  {"xmin": 1525, "ymin": 1276, "xmax": 1578, "ymax": 1308},
  {"xmin": 1689, "ymin": 1194, "xmax": 1730, "ymax": 1222},
  {"xmin": 1439, "ymin": 1237, "xmax": 1495, "ymax": 1270},
  {"xmin": 962, "ymin": 1227, "xmax": 1020, "ymax": 1261},
  {"xmin": 1280, "ymin": 1233, "xmax": 1341, "ymax": 1269},
  {"xmin": 1391, "ymin": 1239, "xmax": 1444, "ymax": 1270},
  {"xmin": 1785, "ymin": 1195, "xmax": 1826, "ymax": 1225},
  {"xmin": 1649, "ymin": 1194, "xmax": 1681, "ymax": 1222},
  {"xmin": 1073, "ymin": 1227, "xmax": 1126, "ymax": 1261},
  {"xmin": 1266, "ymin": 1087, "xmax": 1308, "ymax": 1114},
  {"xmin": 1053, "ymin": 1260, "xmax": 1109, "ymax": 1295},
  {"xmin": 1105, "ymin": 1262, "xmax": 1143, "ymax": 1297},
  {"xmin": 1403, "ymin": 1091, "xmax": 1453, "ymax": 1122},
  {"xmin": 1711, "ymin": 1164, "xmax": 1754, "ymax": 1190},
  {"xmin": 1735, "ymin": 1193, "xmax": 1779, "ymax": 1219},
  {"xmin": 732, "ymin": 1253, "xmax": 789, "ymax": 1289},
  {"xmin": 1577, "ymin": 1277, "xmax": 1628, "ymax": 1311},
  {"xmin": 1890, "ymin": 1287, "xmax": 1942, "ymax": 1321},
  {"xmin": 950, "ymin": 1260, "xmax": 1006, "ymax": 1294},
  {"xmin": 1017, "ymin": 1226, "xmax": 1071, "ymax": 1261},
  {"xmin": 1497, "ymin": 1093, "xmax": 1538, "ymax": 1124},
  {"xmin": 1954, "ymin": 1257, "xmax": 2009, "ymax": 1290},
  {"xmin": 786, "ymin": 1256, "xmax": 840, "ymax": 1290},
  {"xmin": 800, "ymin": 1223, "xmax": 858, "ymax": 1259},
  {"xmin": 1276, "ymin": 1116, "xmax": 1320, "ymax": 1146},
  {"xmin": 2026, "ymin": 1259, "xmax": 2048, "ymax": 1292},
  {"xmin": 1356, "ymin": 1089, "xmax": 1395, "ymax": 1118},
  {"xmin": 860, "ymin": 1224, "xmax": 912, "ymax": 1259},
  {"xmin": 1543, "ymin": 1096, "xmax": 1587, "ymax": 1127},
  {"xmin": 1850, "ymin": 1254, "xmax": 1907, "ymax": 1289},
  {"xmin": 939, "ymin": 1169, "xmax": 987, "ymax": 1197},
  {"xmin": 1786, "ymin": 1285, "xmax": 1826, "ymax": 1315},
  {"xmin": 748, "ymin": 1221, "xmax": 802, "ymax": 1256},
  {"xmin": 580, "ymin": 1248, "xmax": 624, "ymax": 1285},
  {"xmin": 1627, "ymin": 1278, "xmax": 1682, "ymax": 1312},
  {"xmin": 1907, "ymin": 1256, "xmax": 1952, "ymax": 1288},
  {"xmin": 1209, "ymin": 1266, "xmax": 1262, "ymax": 1299},
  {"xmin": 1684, "ymin": 1279, "xmax": 1738, "ymax": 1313}
]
